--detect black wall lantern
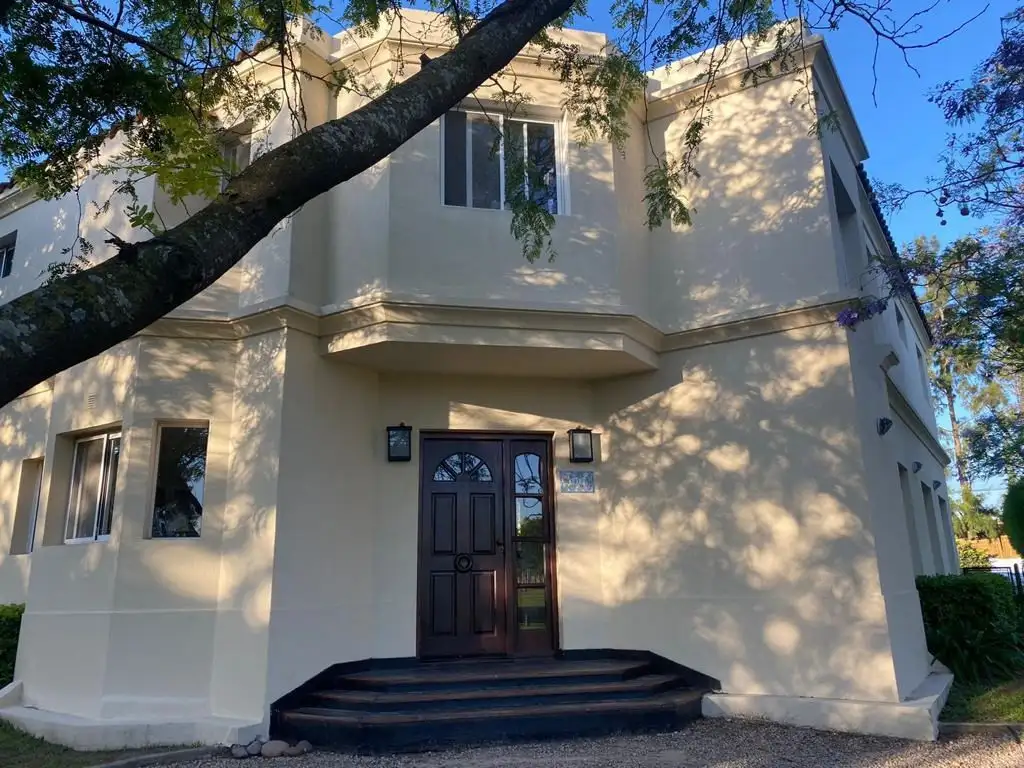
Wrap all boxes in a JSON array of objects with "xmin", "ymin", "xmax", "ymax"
[
  {"xmin": 568, "ymin": 427, "xmax": 594, "ymax": 463},
  {"xmin": 386, "ymin": 423, "xmax": 413, "ymax": 462}
]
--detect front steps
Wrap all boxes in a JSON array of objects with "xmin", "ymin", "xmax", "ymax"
[{"xmin": 271, "ymin": 652, "xmax": 714, "ymax": 752}]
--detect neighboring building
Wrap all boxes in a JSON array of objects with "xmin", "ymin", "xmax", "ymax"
[{"xmin": 0, "ymin": 11, "xmax": 955, "ymax": 749}]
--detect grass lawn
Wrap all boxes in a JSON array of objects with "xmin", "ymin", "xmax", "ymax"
[
  {"xmin": 941, "ymin": 676, "xmax": 1024, "ymax": 722},
  {"xmin": 0, "ymin": 721, "xmax": 175, "ymax": 768}
]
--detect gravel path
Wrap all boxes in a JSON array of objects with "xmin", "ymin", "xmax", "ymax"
[{"xmin": 160, "ymin": 720, "xmax": 1023, "ymax": 768}]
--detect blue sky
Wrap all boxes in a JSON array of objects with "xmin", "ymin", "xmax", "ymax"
[{"xmin": 820, "ymin": 1, "xmax": 1017, "ymax": 247}]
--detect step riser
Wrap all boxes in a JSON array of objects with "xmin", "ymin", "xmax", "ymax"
[
  {"xmin": 334, "ymin": 669, "xmax": 650, "ymax": 694},
  {"xmin": 276, "ymin": 701, "xmax": 702, "ymax": 753},
  {"xmin": 308, "ymin": 680, "xmax": 687, "ymax": 713}
]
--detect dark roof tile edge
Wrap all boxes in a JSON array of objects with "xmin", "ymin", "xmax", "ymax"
[{"xmin": 855, "ymin": 162, "xmax": 934, "ymax": 343}]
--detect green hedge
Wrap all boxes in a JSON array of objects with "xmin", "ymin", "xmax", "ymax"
[
  {"xmin": 0, "ymin": 604, "xmax": 23, "ymax": 688},
  {"xmin": 917, "ymin": 573, "xmax": 1024, "ymax": 683}
]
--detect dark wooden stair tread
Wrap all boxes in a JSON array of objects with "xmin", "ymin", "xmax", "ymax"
[
  {"xmin": 310, "ymin": 673, "xmax": 682, "ymax": 706},
  {"xmin": 283, "ymin": 688, "xmax": 704, "ymax": 725},
  {"xmin": 337, "ymin": 659, "xmax": 648, "ymax": 687},
  {"xmin": 272, "ymin": 654, "xmax": 714, "ymax": 750}
]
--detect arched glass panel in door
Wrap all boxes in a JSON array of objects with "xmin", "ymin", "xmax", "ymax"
[{"xmin": 432, "ymin": 452, "xmax": 493, "ymax": 482}]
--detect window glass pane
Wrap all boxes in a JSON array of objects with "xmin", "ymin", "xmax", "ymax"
[
  {"xmin": 433, "ymin": 452, "xmax": 492, "ymax": 482},
  {"xmin": 96, "ymin": 435, "xmax": 120, "ymax": 537},
  {"xmin": 527, "ymin": 122, "xmax": 558, "ymax": 214},
  {"xmin": 152, "ymin": 426, "xmax": 209, "ymax": 538},
  {"xmin": 444, "ymin": 111, "xmax": 468, "ymax": 206},
  {"xmin": 517, "ymin": 588, "xmax": 547, "ymax": 631},
  {"xmin": 0, "ymin": 245, "xmax": 13, "ymax": 278},
  {"xmin": 516, "ymin": 498, "xmax": 544, "ymax": 538},
  {"xmin": 515, "ymin": 541, "xmax": 546, "ymax": 585},
  {"xmin": 67, "ymin": 438, "xmax": 104, "ymax": 540},
  {"xmin": 469, "ymin": 114, "xmax": 501, "ymax": 209},
  {"xmin": 503, "ymin": 120, "xmax": 526, "ymax": 210},
  {"xmin": 513, "ymin": 453, "xmax": 543, "ymax": 494}
]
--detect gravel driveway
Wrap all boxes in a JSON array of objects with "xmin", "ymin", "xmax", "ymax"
[{"xmin": 163, "ymin": 720, "xmax": 1023, "ymax": 768}]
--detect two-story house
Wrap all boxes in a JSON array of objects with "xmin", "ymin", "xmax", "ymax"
[{"xmin": 0, "ymin": 10, "xmax": 955, "ymax": 751}]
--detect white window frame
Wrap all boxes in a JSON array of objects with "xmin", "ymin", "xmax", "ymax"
[
  {"xmin": 440, "ymin": 110, "xmax": 569, "ymax": 215},
  {"xmin": 65, "ymin": 431, "xmax": 121, "ymax": 544}
]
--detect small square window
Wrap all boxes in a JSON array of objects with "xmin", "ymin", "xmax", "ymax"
[
  {"xmin": 65, "ymin": 431, "xmax": 120, "ymax": 543},
  {"xmin": 151, "ymin": 424, "xmax": 209, "ymax": 538}
]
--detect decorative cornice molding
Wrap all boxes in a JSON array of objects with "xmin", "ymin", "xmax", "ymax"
[
  {"xmin": 0, "ymin": 186, "xmax": 39, "ymax": 220},
  {"xmin": 141, "ymin": 295, "xmax": 847, "ymax": 362},
  {"xmin": 10, "ymin": 378, "xmax": 54, "ymax": 401},
  {"xmin": 886, "ymin": 376, "xmax": 951, "ymax": 467},
  {"xmin": 662, "ymin": 300, "xmax": 845, "ymax": 352}
]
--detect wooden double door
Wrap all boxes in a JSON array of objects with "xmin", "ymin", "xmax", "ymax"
[{"xmin": 417, "ymin": 433, "xmax": 557, "ymax": 658}]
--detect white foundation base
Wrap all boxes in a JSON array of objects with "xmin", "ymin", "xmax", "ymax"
[
  {"xmin": 0, "ymin": 683, "xmax": 263, "ymax": 750},
  {"xmin": 702, "ymin": 668, "xmax": 954, "ymax": 741}
]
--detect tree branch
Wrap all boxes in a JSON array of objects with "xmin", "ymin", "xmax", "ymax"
[
  {"xmin": 0, "ymin": 0, "xmax": 575, "ymax": 406},
  {"xmin": 37, "ymin": 0, "xmax": 189, "ymax": 67}
]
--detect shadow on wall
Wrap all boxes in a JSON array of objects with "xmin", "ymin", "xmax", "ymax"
[
  {"xmin": 0, "ymin": 169, "xmax": 155, "ymax": 306},
  {"xmin": 559, "ymin": 325, "xmax": 899, "ymax": 702},
  {"xmin": 0, "ymin": 329, "xmax": 286, "ymax": 720},
  {"xmin": 647, "ymin": 72, "xmax": 835, "ymax": 328},
  {"xmin": 379, "ymin": 123, "xmax": 625, "ymax": 310}
]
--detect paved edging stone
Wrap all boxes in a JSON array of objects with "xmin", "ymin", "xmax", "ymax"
[
  {"xmin": 939, "ymin": 722, "xmax": 1024, "ymax": 737},
  {"xmin": 92, "ymin": 746, "xmax": 228, "ymax": 768}
]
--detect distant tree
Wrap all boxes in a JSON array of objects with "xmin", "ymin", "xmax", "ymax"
[
  {"xmin": 953, "ymin": 489, "xmax": 1001, "ymax": 541},
  {"xmin": 956, "ymin": 538, "xmax": 992, "ymax": 569},
  {"xmin": 966, "ymin": 408, "xmax": 1024, "ymax": 483},
  {"xmin": 1000, "ymin": 481, "xmax": 1024, "ymax": 557}
]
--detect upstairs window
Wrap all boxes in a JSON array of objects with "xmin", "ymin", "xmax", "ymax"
[
  {"xmin": 0, "ymin": 231, "xmax": 15, "ymax": 278},
  {"xmin": 916, "ymin": 346, "xmax": 931, "ymax": 400},
  {"xmin": 219, "ymin": 136, "xmax": 251, "ymax": 192},
  {"xmin": 65, "ymin": 430, "xmax": 121, "ymax": 543},
  {"xmin": 895, "ymin": 306, "xmax": 907, "ymax": 346},
  {"xmin": 442, "ymin": 110, "xmax": 564, "ymax": 214}
]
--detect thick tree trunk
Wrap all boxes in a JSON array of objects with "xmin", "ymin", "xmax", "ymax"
[
  {"xmin": 0, "ymin": 0, "xmax": 574, "ymax": 407},
  {"xmin": 940, "ymin": 371, "xmax": 971, "ymax": 492}
]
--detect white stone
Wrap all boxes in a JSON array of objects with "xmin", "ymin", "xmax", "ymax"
[{"xmin": 261, "ymin": 740, "xmax": 290, "ymax": 758}]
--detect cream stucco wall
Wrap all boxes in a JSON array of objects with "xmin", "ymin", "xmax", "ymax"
[
  {"xmin": 1, "ymin": 332, "xmax": 287, "ymax": 724},
  {"xmin": 0, "ymin": 318, "xmax": 944, "ymax": 735},
  {"xmin": 589, "ymin": 325, "xmax": 907, "ymax": 701},
  {"xmin": 646, "ymin": 69, "xmax": 837, "ymax": 330}
]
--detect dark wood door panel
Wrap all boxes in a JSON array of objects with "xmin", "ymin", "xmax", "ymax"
[
  {"xmin": 419, "ymin": 439, "xmax": 507, "ymax": 657},
  {"xmin": 418, "ymin": 433, "xmax": 557, "ymax": 658},
  {"xmin": 431, "ymin": 494, "xmax": 456, "ymax": 554}
]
